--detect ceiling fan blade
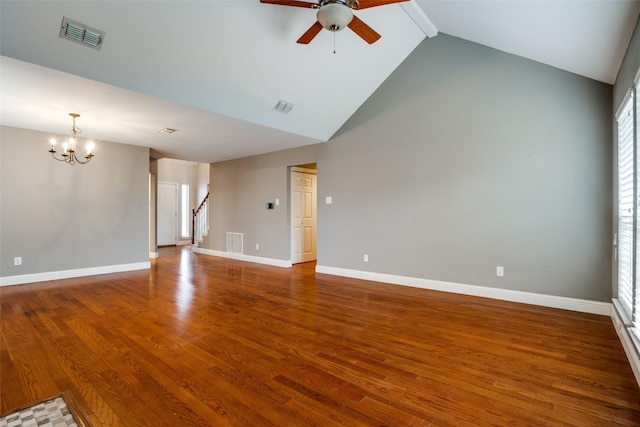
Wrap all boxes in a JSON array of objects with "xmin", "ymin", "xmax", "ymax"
[
  {"xmin": 347, "ymin": 15, "xmax": 381, "ymax": 44},
  {"xmin": 297, "ymin": 21, "xmax": 323, "ymax": 44},
  {"xmin": 259, "ymin": 0, "xmax": 317, "ymax": 8},
  {"xmin": 355, "ymin": 0, "xmax": 409, "ymax": 9}
]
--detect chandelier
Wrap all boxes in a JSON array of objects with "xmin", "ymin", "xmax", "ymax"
[{"xmin": 48, "ymin": 113, "xmax": 95, "ymax": 165}]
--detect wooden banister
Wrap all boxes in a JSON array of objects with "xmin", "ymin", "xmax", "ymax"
[{"xmin": 192, "ymin": 192, "xmax": 209, "ymax": 244}]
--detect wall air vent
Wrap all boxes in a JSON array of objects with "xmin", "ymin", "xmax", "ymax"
[
  {"xmin": 59, "ymin": 17, "xmax": 105, "ymax": 50},
  {"xmin": 273, "ymin": 100, "xmax": 294, "ymax": 114}
]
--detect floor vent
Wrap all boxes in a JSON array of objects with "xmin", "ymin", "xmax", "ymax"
[{"xmin": 226, "ymin": 232, "xmax": 243, "ymax": 254}]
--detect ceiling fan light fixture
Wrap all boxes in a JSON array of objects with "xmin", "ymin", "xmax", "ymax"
[{"xmin": 317, "ymin": 3, "xmax": 353, "ymax": 31}]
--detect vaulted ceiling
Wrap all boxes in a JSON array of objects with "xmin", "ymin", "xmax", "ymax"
[{"xmin": 1, "ymin": 1, "xmax": 639, "ymax": 163}]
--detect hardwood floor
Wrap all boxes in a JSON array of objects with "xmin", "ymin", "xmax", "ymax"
[{"xmin": 2, "ymin": 246, "xmax": 639, "ymax": 426}]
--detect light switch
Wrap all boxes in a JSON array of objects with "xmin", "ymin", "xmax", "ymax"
[{"xmin": 326, "ymin": 196, "xmax": 332, "ymax": 204}]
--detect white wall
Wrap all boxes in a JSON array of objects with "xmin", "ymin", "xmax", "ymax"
[
  {"xmin": 157, "ymin": 158, "xmax": 208, "ymax": 245},
  {"xmin": 196, "ymin": 162, "xmax": 209, "ymax": 206}
]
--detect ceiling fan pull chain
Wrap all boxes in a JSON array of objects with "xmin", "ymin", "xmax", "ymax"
[{"xmin": 333, "ymin": 30, "xmax": 336, "ymax": 54}]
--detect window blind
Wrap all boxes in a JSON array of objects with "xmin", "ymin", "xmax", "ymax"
[
  {"xmin": 635, "ymin": 88, "xmax": 640, "ymax": 329},
  {"xmin": 618, "ymin": 92, "xmax": 635, "ymax": 319}
]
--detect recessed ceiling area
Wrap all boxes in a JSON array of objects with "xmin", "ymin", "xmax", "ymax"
[{"xmin": 1, "ymin": 1, "xmax": 638, "ymax": 163}]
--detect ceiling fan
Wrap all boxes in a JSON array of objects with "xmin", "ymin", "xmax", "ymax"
[{"xmin": 260, "ymin": 0, "xmax": 409, "ymax": 45}]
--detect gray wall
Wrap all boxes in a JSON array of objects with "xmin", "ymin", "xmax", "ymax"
[
  {"xmin": 1, "ymin": 125, "xmax": 149, "ymax": 277},
  {"xmin": 204, "ymin": 33, "xmax": 613, "ymax": 302},
  {"xmin": 320, "ymin": 34, "xmax": 612, "ymax": 301},
  {"xmin": 205, "ymin": 145, "xmax": 318, "ymax": 259}
]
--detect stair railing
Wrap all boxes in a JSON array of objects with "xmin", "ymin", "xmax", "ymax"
[{"xmin": 192, "ymin": 192, "xmax": 209, "ymax": 245}]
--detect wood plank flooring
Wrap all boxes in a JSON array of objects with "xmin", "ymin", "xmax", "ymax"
[{"xmin": 2, "ymin": 246, "xmax": 640, "ymax": 426}]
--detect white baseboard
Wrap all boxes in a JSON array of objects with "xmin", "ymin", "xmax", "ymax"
[
  {"xmin": 611, "ymin": 302, "xmax": 640, "ymax": 388},
  {"xmin": 149, "ymin": 252, "xmax": 159, "ymax": 259},
  {"xmin": 192, "ymin": 247, "xmax": 292, "ymax": 268},
  {"xmin": 0, "ymin": 262, "xmax": 151, "ymax": 287},
  {"xmin": 315, "ymin": 265, "xmax": 611, "ymax": 316}
]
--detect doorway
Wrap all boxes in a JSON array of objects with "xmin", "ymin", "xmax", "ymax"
[
  {"xmin": 290, "ymin": 166, "xmax": 317, "ymax": 264},
  {"xmin": 157, "ymin": 182, "xmax": 178, "ymax": 246}
]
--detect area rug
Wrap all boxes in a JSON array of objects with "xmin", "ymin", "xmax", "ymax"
[{"xmin": 0, "ymin": 392, "xmax": 91, "ymax": 427}]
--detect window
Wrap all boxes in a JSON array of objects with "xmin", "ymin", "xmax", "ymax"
[
  {"xmin": 180, "ymin": 184, "xmax": 190, "ymax": 239},
  {"xmin": 636, "ymin": 85, "xmax": 640, "ymax": 326},
  {"xmin": 617, "ymin": 91, "xmax": 635, "ymax": 319},
  {"xmin": 617, "ymin": 72, "xmax": 639, "ymax": 332}
]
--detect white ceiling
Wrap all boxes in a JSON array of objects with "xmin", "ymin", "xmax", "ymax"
[{"xmin": 1, "ymin": 0, "xmax": 639, "ymax": 163}]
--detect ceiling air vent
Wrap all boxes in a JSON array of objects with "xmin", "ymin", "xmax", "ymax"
[
  {"xmin": 59, "ymin": 17, "xmax": 105, "ymax": 50},
  {"xmin": 273, "ymin": 100, "xmax": 294, "ymax": 114}
]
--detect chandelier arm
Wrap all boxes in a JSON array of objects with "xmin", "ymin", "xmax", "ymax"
[
  {"xmin": 49, "ymin": 149, "xmax": 92, "ymax": 164},
  {"xmin": 73, "ymin": 153, "xmax": 93, "ymax": 165},
  {"xmin": 50, "ymin": 150, "xmax": 70, "ymax": 162}
]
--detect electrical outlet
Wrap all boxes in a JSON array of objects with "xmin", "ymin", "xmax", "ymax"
[
  {"xmin": 256, "ymin": 244, "xmax": 259, "ymax": 250},
  {"xmin": 275, "ymin": 199, "xmax": 280, "ymax": 206},
  {"xmin": 14, "ymin": 257, "xmax": 22, "ymax": 266},
  {"xmin": 496, "ymin": 266, "xmax": 504, "ymax": 277},
  {"xmin": 364, "ymin": 254, "xmax": 368, "ymax": 262},
  {"xmin": 326, "ymin": 196, "xmax": 332, "ymax": 204}
]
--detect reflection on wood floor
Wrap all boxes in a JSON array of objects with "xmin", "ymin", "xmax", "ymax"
[{"xmin": 2, "ymin": 245, "xmax": 640, "ymax": 426}]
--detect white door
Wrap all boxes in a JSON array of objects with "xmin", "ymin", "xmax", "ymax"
[
  {"xmin": 291, "ymin": 170, "xmax": 317, "ymax": 264},
  {"xmin": 158, "ymin": 182, "xmax": 177, "ymax": 246}
]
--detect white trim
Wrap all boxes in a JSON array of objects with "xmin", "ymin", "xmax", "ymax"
[
  {"xmin": 616, "ymin": 88, "xmax": 633, "ymax": 119},
  {"xmin": 192, "ymin": 247, "xmax": 292, "ymax": 268},
  {"xmin": 612, "ymin": 303, "xmax": 640, "ymax": 388},
  {"xmin": 149, "ymin": 252, "xmax": 159, "ymax": 259},
  {"xmin": 400, "ymin": 1, "xmax": 438, "ymax": 38},
  {"xmin": 0, "ymin": 262, "xmax": 151, "ymax": 287},
  {"xmin": 613, "ymin": 298, "xmax": 633, "ymax": 326},
  {"xmin": 315, "ymin": 265, "xmax": 611, "ymax": 316},
  {"xmin": 634, "ymin": 65, "xmax": 640, "ymax": 85}
]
